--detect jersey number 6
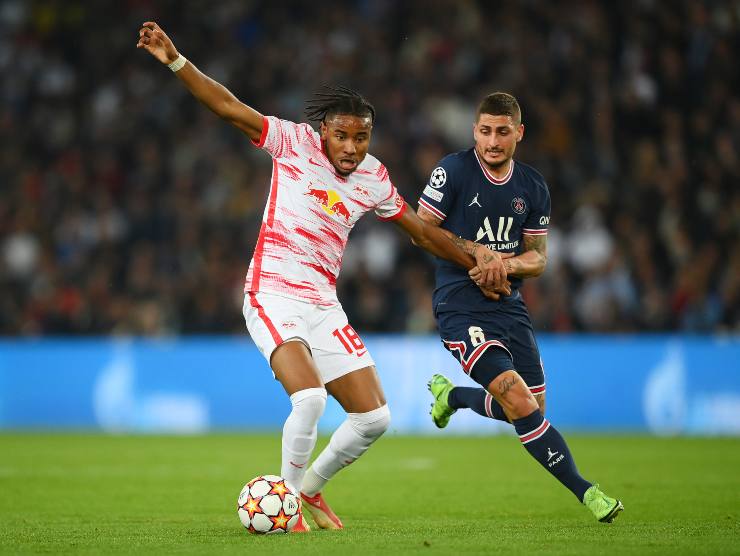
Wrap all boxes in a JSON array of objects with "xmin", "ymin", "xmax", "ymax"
[{"xmin": 468, "ymin": 326, "xmax": 486, "ymax": 346}]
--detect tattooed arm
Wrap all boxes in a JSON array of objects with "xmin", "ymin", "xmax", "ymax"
[
  {"xmin": 417, "ymin": 205, "xmax": 509, "ymax": 290},
  {"xmin": 467, "ymin": 232, "xmax": 547, "ymax": 285},
  {"xmin": 502, "ymin": 233, "xmax": 547, "ymax": 278}
]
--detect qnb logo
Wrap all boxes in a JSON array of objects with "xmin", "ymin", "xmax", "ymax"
[
  {"xmin": 476, "ymin": 216, "xmax": 513, "ymax": 242},
  {"xmin": 539, "ymin": 216, "xmax": 550, "ymax": 225},
  {"xmin": 306, "ymin": 187, "xmax": 352, "ymax": 223}
]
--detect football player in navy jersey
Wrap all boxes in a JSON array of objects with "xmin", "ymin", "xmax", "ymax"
[{"xmin": 417, "ymin": 92, "xmax": 624, "ymax": 523}]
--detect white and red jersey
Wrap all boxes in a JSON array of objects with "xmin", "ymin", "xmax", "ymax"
[{"xmin": 244, "ymin": 116, "xmax": 406, "ymax": 305}]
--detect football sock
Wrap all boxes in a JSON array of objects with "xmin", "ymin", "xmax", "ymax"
[
  {"xmin": 281, "ymin": 388, "xmax": 327, "ymax": 492},
  {"xmin": 513, "ymin": 409, "xmax": 592, "ymax": 501},
  {"xmin": 449, "ymin": 387, "xmax": 509, "ymax": 422},
  {"xmin": 301, "ymin": 405, "xmax": 390, "ymax": 496}
]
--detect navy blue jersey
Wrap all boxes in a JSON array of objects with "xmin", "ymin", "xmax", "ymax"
[{"xmin": 418, "ymin": 148, "xmax": 550, "ymax": 313}]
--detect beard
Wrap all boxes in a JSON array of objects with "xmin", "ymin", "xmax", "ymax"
[
  {"xmin": 485, "ymin": 154, "xmax": 509, "ymax": 169},
  {"xmin": 479, "ymin": 148, "xmax": 511, "ymax": 170}
]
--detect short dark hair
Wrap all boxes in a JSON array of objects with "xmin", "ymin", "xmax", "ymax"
[
  {"xmin": 477, "ymin": 92, "xmax": 521, "ymax": 124},
  {"xmin": 305, "ymin": 85, "xmax": 375, "ymax": 124}
]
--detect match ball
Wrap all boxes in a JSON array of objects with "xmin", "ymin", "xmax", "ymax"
[{"xmin": 237, "ymin": 475, "xmax": 301, "ymax": 534}]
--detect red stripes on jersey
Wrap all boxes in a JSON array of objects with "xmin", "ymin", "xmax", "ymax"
[
  {"xmin": 248, "ymin": 293, "xmax": 283, "ymax": 345},
  {"xmin": 444, "ymin": 339, "xmax": 512, "ymax": 375},
  {"xmin": 252, "ymin": 116, "xmax": 270, "ymax": 148},
  {"xmin": 522, "ymin": 228, "xmax": 548, "ymax": 235},
  {"xmin": 249, "ymin": 159, "xmax": 280, "ymax": 292},
  {"xmin": 529, "ymin": 384, "xmax": 546, "ymax": 394},
  {"xmin": 474, "ymin": 151, "xmax": 514, "ymax": 185},
  {"xmin": 418, "ymin": 198, "xmax": 446, "ymax": 220},
  {"xmin": 377, "ymin": 200, "xmax": 407, "ymax": 222}
]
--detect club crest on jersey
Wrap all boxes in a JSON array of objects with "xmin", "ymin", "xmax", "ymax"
[
  {"xmin": 511, "ymin": 197, "xmax": 526, "ymax": 214},
  {"xmin": 306, "ymin": 187, "xmax": 352, "ymax": 223},
  {"xmin": 429, "ymin": 167, "xmax": 447, "ymax": 189}
]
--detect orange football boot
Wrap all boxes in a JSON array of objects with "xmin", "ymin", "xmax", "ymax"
[
  {"xmin": 300, "ymin": 492, "xmax": 344, "ymax": 530},
  {"xmin": 291, "ymin": 512, "xmax": 311, "ymax": 533}
]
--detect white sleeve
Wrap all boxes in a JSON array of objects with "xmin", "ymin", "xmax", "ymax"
[
  {"xmin": 375, "ymin": 183, "xmax": 407, "ymax": 221},
  {"xmin": 251, "ymin": 116, "xmax": 315, "ymax": 159}
]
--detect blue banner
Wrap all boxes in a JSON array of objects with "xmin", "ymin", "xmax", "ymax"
[{"xmin": 0, "ymin": 335, "xmax": 738, "ymax": 435}]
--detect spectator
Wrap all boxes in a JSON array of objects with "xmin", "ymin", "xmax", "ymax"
[{"xmin": 0, "ymin": 0, "xmax": 737, "ymax": 335}]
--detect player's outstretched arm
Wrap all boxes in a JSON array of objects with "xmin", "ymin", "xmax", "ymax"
[
  {"xmin": 416, "ymin": 205, "xmax": 509, "ymax": 289},
  {"xmin": 136, "ymin": 21, "xmax": 263, "ymax": 142}
]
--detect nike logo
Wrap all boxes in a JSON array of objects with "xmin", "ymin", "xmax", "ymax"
[
  {"xmin": 289, "ymin": 461, "xmax": 305, "ymax": 469},
  {"xmin": 308, "ymin": 157, "xmax": 324, "ymax": 167},
  {"xmin": 355, "ymin": 350, "xmax": 368, "ymax": 357}
]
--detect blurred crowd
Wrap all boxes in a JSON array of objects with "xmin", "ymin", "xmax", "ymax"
[{"xmin": 1, "ymin": 0, "xmax": 739, "ymax": 335}]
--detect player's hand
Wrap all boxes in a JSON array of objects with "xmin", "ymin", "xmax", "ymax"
[
  {"xmin": 137, "ymin": 21, "xmax": 179, "ymax": 65},
  {"xmin": 470, "ymin": 251, "xmax": 514, "ymax": 286},
  {"xmin": 478, "ymin": 280, "xmax": 512, "ymax": 301},
  {"xmin": 472, "ymin": 246, "xmax": 509, "ymax": 289}
]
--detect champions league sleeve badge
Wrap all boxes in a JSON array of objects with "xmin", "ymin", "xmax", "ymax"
[{"xmin": 429, "ymin": 167, "xmax": 447, "ymax": 188}]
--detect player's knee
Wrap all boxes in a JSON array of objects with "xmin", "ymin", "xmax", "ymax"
[
  {"xmin": 289, "ymin": 387, "xmax": 327, "ymax": 423},
  {"xmin": 510, "ymin": 394, "xmax": 539, "ymax": 419},
  {"xmin": 348, "ymin": 404, "xmax": 391, "ymax": 440},
  {"xmin": 488, "ymin": 371, "xmax": 538, "ymax": 419}
]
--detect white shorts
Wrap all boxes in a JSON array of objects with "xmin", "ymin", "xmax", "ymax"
[{"xmin": 243, "ymin": 292, "xmax": 375, "ymax": 384}]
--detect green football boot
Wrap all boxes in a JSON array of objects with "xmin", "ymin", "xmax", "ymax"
[
  {"xmin": 583, "ymin": 484, "xmax": 624, "ymax": 523},
  {"xmin": 427, "ymin": 373, "xmax": 456, "ymax": 429}
]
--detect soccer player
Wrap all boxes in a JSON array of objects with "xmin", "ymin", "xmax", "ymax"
[
  {"xmin": 417, "ymin": 92, "xmax": 624, "ymax": 523},
  {"xmin": 137, "ymin": 22, "xmax": 509, "ymax": 532}
]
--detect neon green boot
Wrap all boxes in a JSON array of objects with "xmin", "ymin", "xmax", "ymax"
[
  {"xmin": 427, "ymin": 374, "xmax": 456, "ymax": 429},
  {"xmin": 583, "ymin": 484, "xmax": 624, "ymax": 523}
]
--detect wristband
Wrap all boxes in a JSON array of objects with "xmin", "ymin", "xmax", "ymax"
[{"xmin": 168, "ymin": 54, "xmax": 187, "ymax": 72}]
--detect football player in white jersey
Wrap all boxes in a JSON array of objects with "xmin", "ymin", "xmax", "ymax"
[{"xmin": 138, "ymin": 22, "xmax": 509, "ymax": 532}]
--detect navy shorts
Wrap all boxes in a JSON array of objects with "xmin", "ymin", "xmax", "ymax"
[{"xmin": 435, "ymin": 293, "xmax": 545, "ymax": 395}]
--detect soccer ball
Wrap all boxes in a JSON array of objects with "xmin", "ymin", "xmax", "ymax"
[{"xmin": 237, "ymin": 475, "xmax": 301, "ymax": 534}]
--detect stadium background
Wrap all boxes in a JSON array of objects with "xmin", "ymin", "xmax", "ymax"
[
  {"xmin": 1, "ymin": 0, "xmax": 739, "ymax": 431},
  {"xmin": 2, "ymin": 0, "xmax": 738, "ymax": 337},
  {"xmin": 1, "ymin": 0, "xmax": 738, "ymax": 434},
  {"xmin": 1, "ymin": 2, "xmax": 739, "ymax": 554}
]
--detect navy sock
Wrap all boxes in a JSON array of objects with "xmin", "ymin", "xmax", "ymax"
[
  {"xmin": 448, "ymin": 387, "xmax": 509, "ymax": 422},
  {"xmin": 512, "ymin": 409, "xmax": 592, "ymax": 501}
]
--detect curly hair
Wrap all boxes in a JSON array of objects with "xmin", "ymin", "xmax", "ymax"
[{"xmin": 304, "ymin": 85, "xmax": 375, "ymax": 124}]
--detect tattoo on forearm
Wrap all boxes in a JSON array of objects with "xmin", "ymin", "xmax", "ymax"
[
  {"xmin": 447, "ymin": 233, "xmax": 477, "ymax": 257},
  {"xmin": 523, "ymin": 234, "xmax": 547, "ymax": 261},
  {"xmin": 503, "ymin": 234, "xmax": 547, "ymax": 277},
  {"xmin": 504, "ymin": 259, "xmax": 519, "ymax": 275},
  {"xmin": 498, "ymin": 376, "xmax": 517, "ymax": 398}
]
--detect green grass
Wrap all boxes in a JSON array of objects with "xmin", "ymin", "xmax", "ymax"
[{"xmin": 0, "ymin": 434, "xmax": 738, "ymax": 555}]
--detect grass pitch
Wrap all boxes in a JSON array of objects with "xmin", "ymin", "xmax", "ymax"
[{"xmin": 0, "ymin": 433, "xmax": 738, "ymax": 555}]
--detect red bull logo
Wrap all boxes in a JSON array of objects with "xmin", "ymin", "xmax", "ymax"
[{"xmin": 306, "ymin": 187, "xmax": 352, "ymax": 223}]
